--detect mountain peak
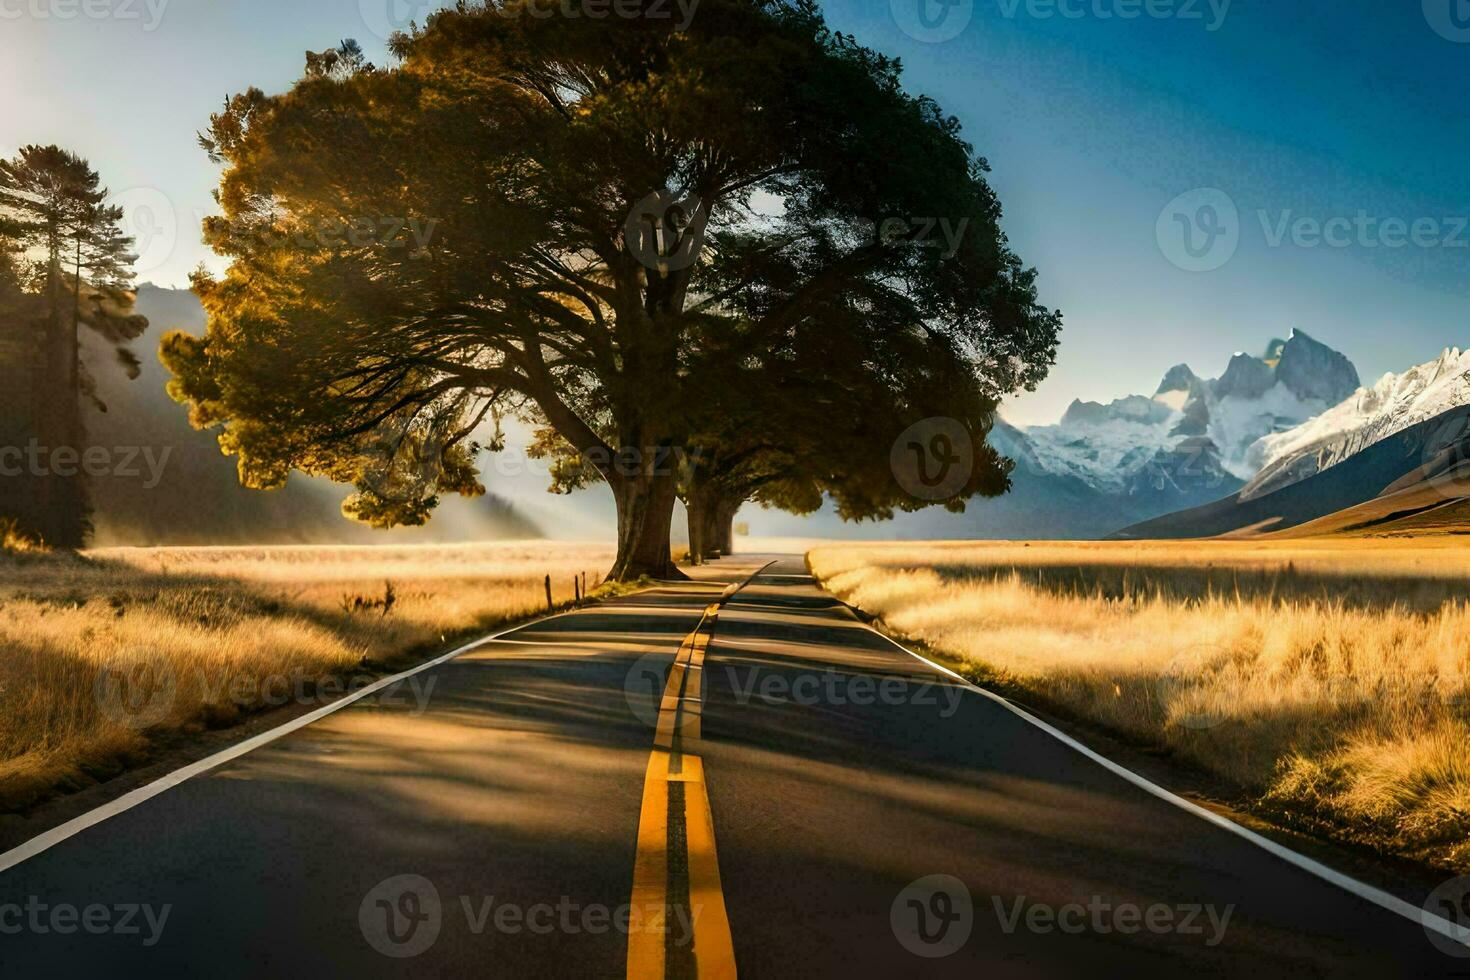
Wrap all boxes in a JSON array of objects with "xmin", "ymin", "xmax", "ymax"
[
  {"xmin": 1061, "ymin": 395, "xmax": 1171, "ymax": 428},
  {"xmin": 1276, "ymin": 330, "xmax": 1360, "ymax": 406},
  {"xmin": 1025, "ymin": 330, "xmax": 1364, "ymax": 507},
  {"xmin": 1214, "ymin": 352, "xmax": 1275, "ymax": 400},
  {"xmin": 1155, "ymin": 363, "xmax": 1199, "ymax": 395}
]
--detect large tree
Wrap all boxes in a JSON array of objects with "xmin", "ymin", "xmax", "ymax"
[
  {"xmin": 165, "ymin": 2, "xmax": 1059, "ymax": 580},
  {"xmin": 0, "ymin": 146, "xmax": 146, "ymax": 547}
]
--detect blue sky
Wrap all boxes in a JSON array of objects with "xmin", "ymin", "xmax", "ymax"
[{"xmin": 4, "ymin": 0, "xmax": 1467, "ymax": 425}]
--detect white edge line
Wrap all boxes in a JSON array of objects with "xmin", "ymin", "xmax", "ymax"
[
  {"xmin": 854, "ymin": 618, "xmax": 1470, "ymax": 947},
  {"xmin": 0, "ymin": 607, "xmax": 580, "ymax": 875}
]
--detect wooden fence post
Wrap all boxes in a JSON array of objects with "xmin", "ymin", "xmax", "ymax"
[{"xmin": 545, "ymin": 574, "xmax": 553, "ymax": 612}]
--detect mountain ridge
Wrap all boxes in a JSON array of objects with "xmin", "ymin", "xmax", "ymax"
[
  {"xmin": 1243, "ymin": 346, "xmax": 1470, "ymax": 501},
  {"xmin": 1004, "ymin": 329, "xmax": 1358, "ymax": 503}
]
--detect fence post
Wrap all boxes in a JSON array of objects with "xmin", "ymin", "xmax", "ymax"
[
  {"xmin": 574, "ymin": 576, "xmax": 582, "ymax": 607},
  {"xmin": 545, "ymin": 574, "xmax": 553, "ymax": 612}
]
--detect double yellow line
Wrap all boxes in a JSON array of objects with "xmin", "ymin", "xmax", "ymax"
[{"xmin": 626, "ymin": 595, "xmax": 740, "ymax": 979}]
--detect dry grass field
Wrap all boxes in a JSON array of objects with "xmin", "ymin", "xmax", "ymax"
[
  {"xmin": 0, "ymin": 541, "xmax": 612, "ymax": 811},
  {"xmin": 808, "ymin": 539, "xmax": 1470, "ymax": 872}
]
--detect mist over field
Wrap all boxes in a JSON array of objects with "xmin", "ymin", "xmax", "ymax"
[{"xmin": 79, "ymin": 285, "xmax": 621, "ymax": 546}]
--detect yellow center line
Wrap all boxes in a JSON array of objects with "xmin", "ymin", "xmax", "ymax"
[{"xmin": 627, "ymin": 595, "xmax": 738, "ymax": 979}]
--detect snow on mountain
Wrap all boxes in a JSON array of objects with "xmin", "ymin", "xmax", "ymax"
[
  {"xmin": 1210, "ymin": 379, "xmax": 1328, "ymax": 477},
  {"xmin": 1243, "ymin": 346, "xmax": 1470, "ymax": 501},
  {"xmin": 1010, "ymin": 329, "xmax": 1359, "ymax": 496},
  {"xmin": 1023, "ymin": 395, "xmax": 1180, "ymax": 493}
]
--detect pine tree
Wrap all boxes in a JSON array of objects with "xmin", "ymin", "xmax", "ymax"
[{"xmin": 0, "ymin": 146, "xmax": 147, "ymax": 547}]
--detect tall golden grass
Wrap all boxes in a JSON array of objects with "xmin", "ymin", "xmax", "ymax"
[
  {"xmin": 0, "ymin": 541, "xmax": 612, "ymax": 810},
  {"xmin": 808, "ymin": 540, "xmax": 1470, "ymax": 872}
]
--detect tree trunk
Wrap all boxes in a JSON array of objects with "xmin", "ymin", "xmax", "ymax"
[
  {"xmin": 714, "ymin": 498, "xmax": 740, "ymax": 556},
  {"xmin": 34, "ymin": 264, "xmax": 86, "ymax": 549},
  {"xmin": 522, "ymin": 385, "xmax": 685, "ymax": 583},
  {"xmin": 686, "ymin": 495, "xmax": 706, "ymax": 566},
  {"xmin": 607, "ymin": 469, "xmax": 685, "ymax": 582},
  {"xmin": 684, "ymin": 487, "xmax": 724, "ymax": 565}
]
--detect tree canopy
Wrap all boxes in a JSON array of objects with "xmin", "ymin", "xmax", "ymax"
[
  {"xmin": 165, "ymin": 1, "xmax": 1060, "ymax": 579},
  {"xmin": 0, "ymin": 145, "xmax": 146, "ymax": 397}
]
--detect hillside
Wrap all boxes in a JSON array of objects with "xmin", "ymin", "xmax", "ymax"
[
  {"xmin": 1244, "ymin": 346, "xmax": 1470, "ymax": 500},
  {"xmin": 1112, "ymin": 404, "xmax": 1470, "ymax": 540}
]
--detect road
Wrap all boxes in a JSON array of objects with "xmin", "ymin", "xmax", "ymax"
[{"xmin": 1, "ymin": 555, "xmax": 1467, "ymax": 977}]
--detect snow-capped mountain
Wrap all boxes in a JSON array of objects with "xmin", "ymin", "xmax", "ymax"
[
  {"xmin": 1011, "ymin": 330, "xmax": 1360, "ymax": 505},
  {"xmin": 754, "ymin": 329, "xmax": 1367, "ymax": 541},
  {"xmin": 1243, "ymin": 347, "xmax": 1470, "ymax": 501},
  {"xmin": 1113, "ymin": 404, "xmax": 1470, "ymax": 541},
  {"xmin": 1022, "ymin": 395, "xmax": 1178, "ymax": 493}
]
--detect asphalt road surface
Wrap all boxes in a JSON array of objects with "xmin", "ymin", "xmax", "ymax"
[{"xmin": 2, "ymin": 555, "xmax": 1468, "ymax": 978}]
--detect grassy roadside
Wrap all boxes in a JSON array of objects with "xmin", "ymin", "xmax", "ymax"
[
  {"xmin": 808, "ymin": 540, "xmax": 1470, "ymax": 875},
  {"xmin": 0, "ymin": 541, "xmax": 613, "ymax": 813}
]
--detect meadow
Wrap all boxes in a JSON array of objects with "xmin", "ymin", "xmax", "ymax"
[
  {"xmin": 0, "ymin": 541, "xmax": 612, "ymax": 811},
  {"xmin": 808, "ymin": 539, "xmax": 1470, "ymax": 872}
]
